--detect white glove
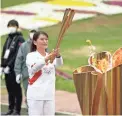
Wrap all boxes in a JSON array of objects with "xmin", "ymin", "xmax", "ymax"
[
  {"xmin": 16, "ymin": 74, "xmax": 22, "ymax": 84},
  {"xmin": 0, "ymin": 67, "xmax": 4, "ymax": 76},
  {"xmin": 4, "ymin": 66, "xmax": 10, "ymax": 74}
]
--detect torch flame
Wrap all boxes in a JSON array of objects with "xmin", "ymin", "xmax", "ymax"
[{"xmin": 86, "ymin": 39, "xmax": 96, "ymax": 55}]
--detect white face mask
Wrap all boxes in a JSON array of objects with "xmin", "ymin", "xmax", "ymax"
[
  {"xmin": 8, "ymin": 27, "xmax": 17, "ymax": 34},
  {"xmin": 29, "ymin": 33, "xmax": 34, "ymax": 40}
]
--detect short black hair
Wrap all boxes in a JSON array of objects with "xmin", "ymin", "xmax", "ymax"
[
  {"xmin": 30, "ymin": 29, "xmax": 37, "ymax": 33},
  {"xmin": 7, "ymin": 19, "xmax": 19, "ymax": 27}
]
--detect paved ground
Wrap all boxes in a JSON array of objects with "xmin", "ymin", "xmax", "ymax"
[{"xmin": 1, "ymin": 87, "xmax": 81, "ymax": 115}]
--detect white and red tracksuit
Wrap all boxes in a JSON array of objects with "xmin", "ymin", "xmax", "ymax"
[{"xmin": 26, "ymin": 51, "xmax": 63, "ymax": 115}]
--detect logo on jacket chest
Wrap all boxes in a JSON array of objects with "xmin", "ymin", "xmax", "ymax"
[{"xmin": 43, "ymin": 65, "xmax": 54, "ymax": 75}]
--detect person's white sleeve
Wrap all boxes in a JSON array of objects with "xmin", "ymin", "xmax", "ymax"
[
  {"xmin": 53, "ymin": 56, "xmax": 63, "ymax": 68},
  {"xmin": 26, "ymin": 54, "xmax": 46, "ymax": 75}
]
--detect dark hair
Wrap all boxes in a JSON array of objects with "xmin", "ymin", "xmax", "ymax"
[
  {"xmin": 30, "ymin": 29, "xmax": 37, "ymax": 33},
  {"xmin": 7, "ymin": 19, "xmax": 19, "ymax": 27},
  {"xmin": 31, "ymin": 31, "xmax": 48, "ymax": 52}
]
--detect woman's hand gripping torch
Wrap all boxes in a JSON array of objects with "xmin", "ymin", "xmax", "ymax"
[{"xmin": 45, "ymin": 48, "xmax": 60, "ymax": 64}]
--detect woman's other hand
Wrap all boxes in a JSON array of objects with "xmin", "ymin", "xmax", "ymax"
[{"xmin": 45, "ymin": 48, "xmax": 60, "ymax": 63}]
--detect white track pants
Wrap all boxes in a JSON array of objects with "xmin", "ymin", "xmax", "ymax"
[{"xmin": 27, "ymin": 100, "xmax": 55, "ymax": 116}]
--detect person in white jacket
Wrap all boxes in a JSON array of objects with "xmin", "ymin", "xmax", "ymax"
[{"xmin": 26, "ymin": 31, "xmax": 63, "ymax": 115}]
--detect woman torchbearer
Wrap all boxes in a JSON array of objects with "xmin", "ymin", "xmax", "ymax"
[{"xmin": 26, "ymin": 31, "xmax": 63, "ymax": 115}]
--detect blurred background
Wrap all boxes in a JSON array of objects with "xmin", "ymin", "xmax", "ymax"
[{"xmin": 1, "ymin": 0, "xmax": 122, "ymax": 115}]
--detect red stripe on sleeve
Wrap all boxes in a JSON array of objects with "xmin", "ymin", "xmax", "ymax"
[{"xmin": 28, "ymin": 70, "xmax": 42, "ymax": 85}]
